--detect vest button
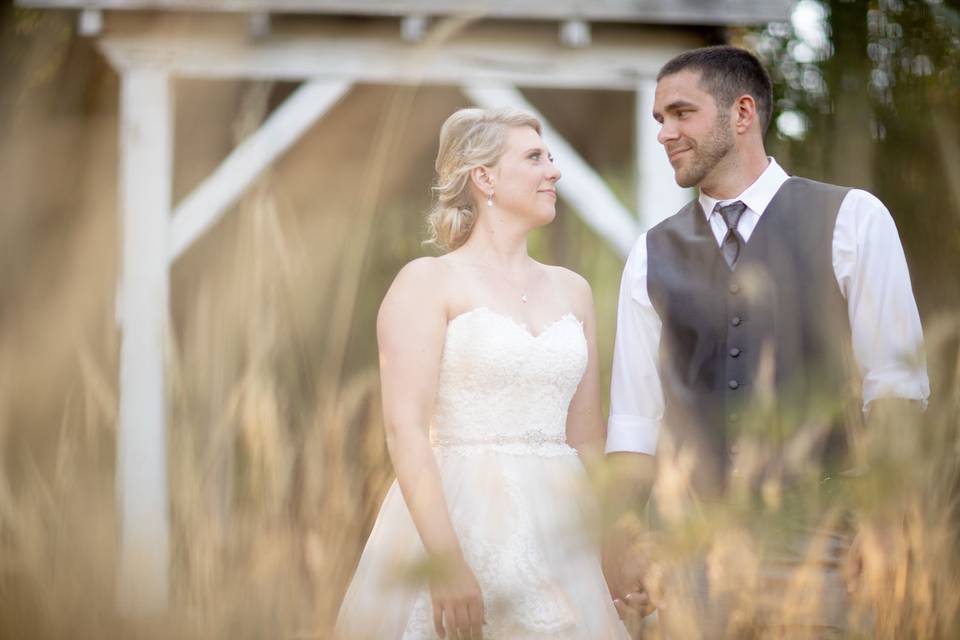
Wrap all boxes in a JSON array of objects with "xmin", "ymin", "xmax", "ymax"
[
  {"xmin": 731, "ymin": 316, "xmax": 742, "ymax": 327},
  {"xmin": 728, "ymin": 380, "xmax": 740, "ymax": 390},
  {"xmin": 729, "ymin": 347, "xmax": 741, "ymax": 357},
  {"xmin": 728, "ymin": 283, "xmax": 741, "ymax": 295}
]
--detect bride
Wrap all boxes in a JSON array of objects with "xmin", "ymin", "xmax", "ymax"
[{"xmin": 335, "ymin": 107, "xmax": 628, "ymax": 639}]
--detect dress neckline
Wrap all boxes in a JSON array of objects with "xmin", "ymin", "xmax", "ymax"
[{"xmin": 447, "ymin": 306, "xmax": 581, "ymax": 340}]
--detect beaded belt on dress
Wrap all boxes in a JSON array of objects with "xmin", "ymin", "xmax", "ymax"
[{"xmin": 430, "ymin": 431, "xmax": 578, "ymax": 457}]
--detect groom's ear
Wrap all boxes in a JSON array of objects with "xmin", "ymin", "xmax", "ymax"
[{"xmin": 734, "ymin": 94, "xmax": 759, "ymax": 134}]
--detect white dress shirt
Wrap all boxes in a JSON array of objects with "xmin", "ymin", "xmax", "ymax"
[{"xmin": 607, "ymin": 158, "xmax": 931, "ymax": 455}]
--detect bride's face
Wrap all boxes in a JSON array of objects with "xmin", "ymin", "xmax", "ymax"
[{"xmin": 490, "ymin": 126, "xmax": 561, "ymax": 226}]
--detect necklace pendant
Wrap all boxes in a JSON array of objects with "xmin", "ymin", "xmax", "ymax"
[{"xmin": 520, "ymin": 293, "xmax": 528, "ymax": 303}]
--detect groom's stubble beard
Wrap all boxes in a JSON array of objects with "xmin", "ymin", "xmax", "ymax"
[{"xmin": 674, "ymin": 109, "xmax": 735, "ymax": 189}]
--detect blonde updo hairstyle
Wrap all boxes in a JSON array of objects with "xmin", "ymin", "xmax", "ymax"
[{"xmin": 426, "ymin": 107, "xmax": 543, "ymax": 252}]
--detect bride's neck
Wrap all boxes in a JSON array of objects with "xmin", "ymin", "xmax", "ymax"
[{"xmin": 462, "ymin": 215, "xmax": 531, "ymax": 271}]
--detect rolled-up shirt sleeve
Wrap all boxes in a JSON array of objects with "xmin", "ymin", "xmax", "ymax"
[
  {"xmin": 833, "ymin": 189, "xmax": 931, "ymax": 410},
  {"xmin": 606, "ymin": 233, "xmax": 665, "ymax": 455}
]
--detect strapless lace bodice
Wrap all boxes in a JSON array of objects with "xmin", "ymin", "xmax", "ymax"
[{"xmin": 430, "ymin": 307, "xmax": 587, "ymax": 456}]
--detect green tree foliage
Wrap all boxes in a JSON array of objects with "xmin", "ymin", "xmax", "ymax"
[{"xmin": 752, "ymin": 0, "xmax": 960, "ymax": 318}]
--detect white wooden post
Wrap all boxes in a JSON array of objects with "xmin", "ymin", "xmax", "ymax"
[
  {"xmin": 116, "ymin": 68, "xmax": 172, "ymax": 614},
  {"xmin": 636, "ymin": 77, "xmax": 691, "ymax": 231}
]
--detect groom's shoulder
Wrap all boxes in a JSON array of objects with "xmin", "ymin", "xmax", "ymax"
[
  {"xmin": 788, "ymin": 176, "xmax": 886, "ymax": 203},
  {"xmin": 785, "ymin": 175, "xmax": 853, "ymax": 194},
  {"xmin": 784, "ymin": 176, "xmax": 892, "ymax": 214},
  {"xmin": 647, "ymin": 198, "xmax": 701, "ymax": 237}
]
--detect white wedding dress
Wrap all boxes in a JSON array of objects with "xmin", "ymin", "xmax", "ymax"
[{"xmin": 335, "ymin": 307, "xmax": 629, "ymax": 639}]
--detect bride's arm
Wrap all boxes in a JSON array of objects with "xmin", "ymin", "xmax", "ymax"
[
  {"xmin": 563, "ymin": 271, "xmax": 648, "ymax": 610},
  {"xmin": 563, "ymin": 271, "xmax": 606, "ymax": 467},
  {"xmin": 377, "ymin": 257, "xmax": 484, "ymax": 639}
]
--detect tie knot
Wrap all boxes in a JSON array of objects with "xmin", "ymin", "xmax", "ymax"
[{"xmin": 717, "ymin": 201, "xmax": 747, "ymax": 231}]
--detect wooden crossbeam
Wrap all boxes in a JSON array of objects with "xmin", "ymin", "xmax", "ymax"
[
  {"xmin": 96, "ymin": 22, "xmax": 699, "ymax": 89},
  {"xmin": 168, "ymin": 80, "xmax": 351, "ymax": 261},
  {"xmin": 16, "ymin": 0, "xmax": 795, "ymax": 26}
]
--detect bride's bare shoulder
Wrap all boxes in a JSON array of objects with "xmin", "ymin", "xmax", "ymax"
[
  {"xmin": 540, "ymin": 263, "xmax": 594, "ymax": 317},
  {"xmin": 379, "ymin": 257, "xmax": 449, "ymax": 322},
  {"xmin": 542, "ymin": 263, "xmax": 592, "ymax": 296},
  {"xmin": 392, "ymin": 256, "xmax": 445, "ymax": 284}
]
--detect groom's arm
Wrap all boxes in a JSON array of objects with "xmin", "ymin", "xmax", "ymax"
[
  {"xmin": 834, "ymin": 189, "xmax": 930, "ymax": 414},
  {"xmin": 603, "ymin": 235, "xmax": 663, "ymax": 601},
  {"xmin": 833, "ymin": 191, "xmax": 930, "ymax": 595},
  {"xmin": 605, "ymin": 452, "xmax": 657, "ymax": 524},
  {"xmin": 606, "ymin": 233, "xmax": 663, "ymax": 495}
]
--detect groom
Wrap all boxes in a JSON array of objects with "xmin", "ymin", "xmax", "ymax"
[{"xmin": 604, "ymin": 46, "xmax": 929, "ymax": 634}]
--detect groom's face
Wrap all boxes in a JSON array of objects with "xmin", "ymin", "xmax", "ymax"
[{"xmin": 653, "ymin": 70, "xmax": 735, "ymax": 188}]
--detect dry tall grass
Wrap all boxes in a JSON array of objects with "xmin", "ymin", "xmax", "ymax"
[
  {"xmin": 611, "ymin": 316, "xmax": 960, "ymax": 639},
  {"xmin": 1, "ymin": 9, "xmax": 959, "ymax": 640},
  {"xmin": 2, "ymin": 155, "xmax": 958, "ymax": 638}
]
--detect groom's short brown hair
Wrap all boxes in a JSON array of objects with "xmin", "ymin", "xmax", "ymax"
[{"xmin": 658, "ymin": 46, "xmax": 774, "ymax": 135}]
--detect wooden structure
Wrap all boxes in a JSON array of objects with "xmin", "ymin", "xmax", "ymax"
[{"xmin": 17, "ymin": 0, "xmax": 794, "ymax": 613}]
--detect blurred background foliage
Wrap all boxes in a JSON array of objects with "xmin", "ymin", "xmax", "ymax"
[
  {"xmin": 0, "ymin": 0, "xmax": 958, "ymax": 638},
  {"xmin": 751, "ymin": 0, "xmax": 960, "ymax": 321}
]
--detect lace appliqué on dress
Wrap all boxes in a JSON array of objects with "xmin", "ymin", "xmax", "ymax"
[
  {"xmin": 401, "ymin": 461, "xmax": 581, "ymax": 639},
  {"xmin": 429, "ymin": 307, "xmax": 587, "ymax": 457}
]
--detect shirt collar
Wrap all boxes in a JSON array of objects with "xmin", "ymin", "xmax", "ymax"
[{"xmin": 698, "ymin": 157, "xmax": 790, "ymax": 219}]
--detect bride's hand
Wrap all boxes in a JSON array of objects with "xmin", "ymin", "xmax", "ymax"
[
  {"xmin": 604, "ymin": 531, "xmax": 659, "ymax": 621},
  {"xmin": 602, "ymin": 516, "xmax": 642, "ymax": 599},
  {"xmin": 429, "ymin": 552, "xmax": 485, "ymax": 639}
]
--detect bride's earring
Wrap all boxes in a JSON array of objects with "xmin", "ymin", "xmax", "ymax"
[{"xmin": 487, "ymin": 192, "xmax": 493, "ymax": 208}]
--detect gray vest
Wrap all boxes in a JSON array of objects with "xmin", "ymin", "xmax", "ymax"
[{"xmin": 646, "ymin": 178, "xmax": 854, "ymax": 493}]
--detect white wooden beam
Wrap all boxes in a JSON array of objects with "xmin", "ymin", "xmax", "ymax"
[
  {"xmin": 247, "ymin": 11, "xmax": 271, "ymax": 40},
  {"xmin": 462, "ymin": 83, "xmax": 639, "ymax": 257},
  {"xmin": 400, "ymin": 14, "xmax": 429, "ymax": 43},
  {"xmin": 78, "ymin": 8, "xmax": 103, "ymax": 36},
  {"xmin": 169, "ymin": 80, "xmax": 351, "ymax": 261},
  {"xmin": 559, "ymin": 19, "xmax": 590, "ymax": 48},
  {"xmin": 16, "ymin": 1, "xmax": 797, "ymax": 26},
  {"xmin": 116, "ymin": 68, "xmax": 172, "ymax": 614},
  {"xmin": 97, "ymin": 23, "xmax": 700, "ymax": 89},
  {"xmin": 636, "ymin": 78, "xmax": 691, "ymax": 231}
]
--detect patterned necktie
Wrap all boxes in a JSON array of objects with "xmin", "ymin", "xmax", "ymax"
[{"xmin": 717, "ymin": 201, "xmax": 747, "ymax": 270}]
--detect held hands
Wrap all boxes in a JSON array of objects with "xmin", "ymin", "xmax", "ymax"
[
  {"xmin": 604, "ymin": 526, "xmax": 660, "ymax": 633},
  {"xmin": 601, "ymin": 452, "xmax": 660, "ymax": 628},
  {"xmin": 843, "ymin": 513, "xmax": 904, "ymax": 601},
  {"xmin": 429, "ymin": 551, "xmax": 485, "ymax": 639}
]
